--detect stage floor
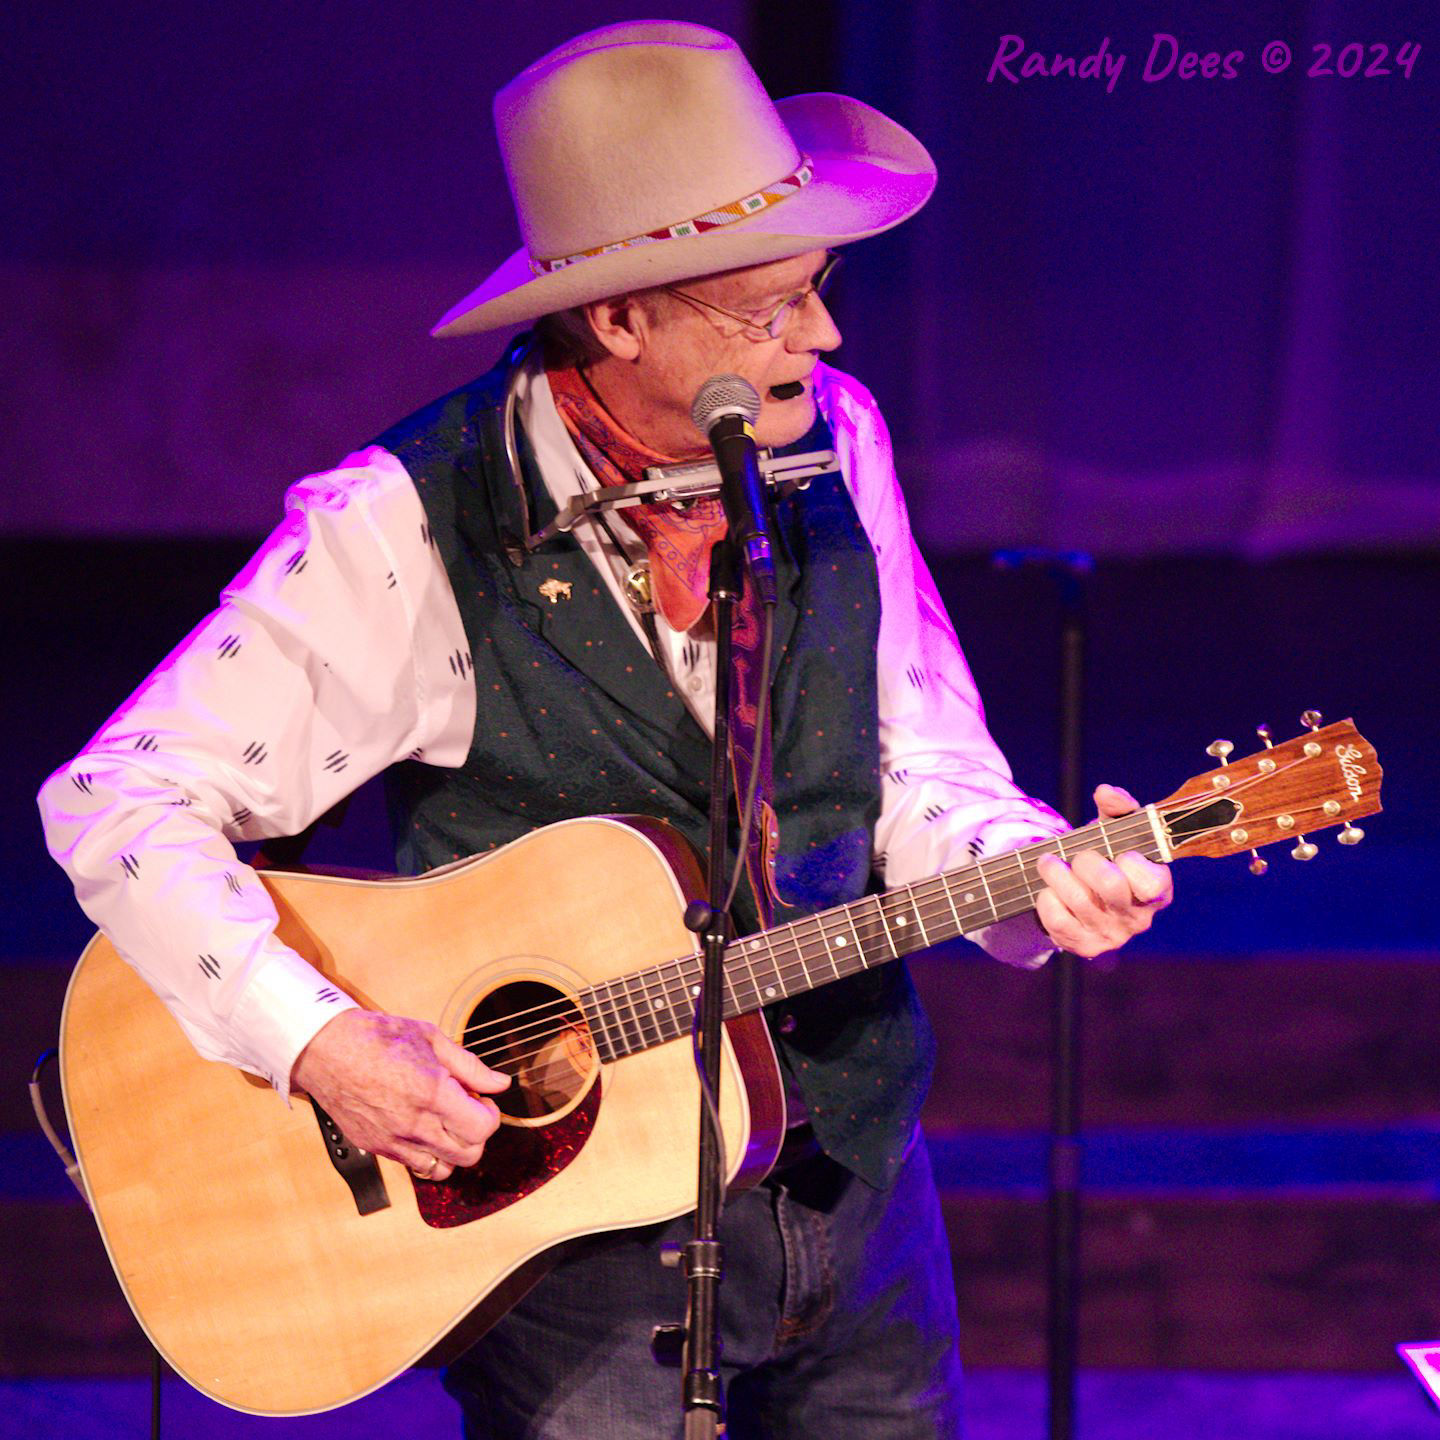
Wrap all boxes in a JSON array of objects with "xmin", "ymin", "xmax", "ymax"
[{"xmin": 2, "ymin": 1369, "xmax": 1436, "ymax": 1439}]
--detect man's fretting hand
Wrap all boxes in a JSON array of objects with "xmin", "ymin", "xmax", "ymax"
[
  {"xmin": 290, "ymin": 1010, "xmax": 512, "ymax": 1182},
  {"xmin": 1034, "ymin": 784, "xmax": 1173, "ymax": 958}
]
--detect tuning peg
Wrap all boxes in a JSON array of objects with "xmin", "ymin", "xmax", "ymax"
[
  {"xmin": 1248, "ymin": 852, "xmax": 1269, "ymax": 875},
  {"xmin": 1291, "ymin": 837, "xmax": 1318, "ymax": 861},
  {"xmin": 1206, "ymin": 740, "xmax": 1233, "ymax": 763},
  {"xmin": 1338, "ymin": 825, "xmax": 1364, "ymax": 846},
  {"xmin": 1301, "ymin": 709, "xmax": 1324, "ymax": 731},
  {"xmin": 1256, "ymin": 723, "xmax": 1274, "ymax": 748}
]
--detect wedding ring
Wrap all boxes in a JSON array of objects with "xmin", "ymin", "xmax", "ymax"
[{"xmin": 412, "ymin": 1155, "xmax": 439, "ymax": 1180}]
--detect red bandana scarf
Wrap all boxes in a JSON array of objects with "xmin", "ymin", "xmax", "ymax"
[
  {"xmin": 546, "ymin": 361, "xmax": 786, "ymax": 924},
  {"xmin": 546, "ymin": 361, "xmax": 726, "ymax": 633}
]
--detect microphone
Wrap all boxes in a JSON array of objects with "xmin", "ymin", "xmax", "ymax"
[{"xmin": 690, "ymin": 375, "xmax": 777, "ymax": 607}]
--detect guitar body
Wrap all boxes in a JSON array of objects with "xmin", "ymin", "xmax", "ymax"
[
  {"xmin": 60, "ymin": 815, "xmax": 786, "ymax": 1415},
  {"xmin": 57, "ymin": 717, "xmax": 1384, "ymax": 1417}
]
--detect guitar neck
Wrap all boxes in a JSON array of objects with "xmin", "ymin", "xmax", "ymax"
[{"xmin": 580, "ymin": 807, "xmax": 1167, "ymax": 1064}]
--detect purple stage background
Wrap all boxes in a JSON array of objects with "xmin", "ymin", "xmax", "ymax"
[
  {"xmin": 5, "ymin": 4, "xmax": 1440, "ymax": 1424},
  {"xmin": 4, "ymin": 0, "xmax": 1435, "ymax": 551}
]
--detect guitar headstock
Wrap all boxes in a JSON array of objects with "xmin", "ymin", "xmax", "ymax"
[{"xmin": 1155, "ymin": 716, "xmax": 1382, "ymax": 867}]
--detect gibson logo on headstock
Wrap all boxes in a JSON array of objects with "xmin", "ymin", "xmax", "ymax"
[{"xmin": 1335, "ymin": 743, "xmax": 1367, "ymax": 801}]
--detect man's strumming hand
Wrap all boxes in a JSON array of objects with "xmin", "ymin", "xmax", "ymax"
[{"xmin": 290, "ymin": 1010, "xmax": 511, "ymax": 1183}]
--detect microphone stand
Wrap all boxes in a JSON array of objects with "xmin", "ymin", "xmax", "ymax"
[
  {"xmin": 994, "ymin": 548, "xmax": 1091, "ymax": 1440},
  {"xmin": 677, "ymin": 534, "xmax": 745, "ymax": 1439}
]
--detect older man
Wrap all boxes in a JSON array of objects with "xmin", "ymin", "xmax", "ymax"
[{"xmin": 40, "ymin": 20, "xmax": 1170, "ymax": 1438}]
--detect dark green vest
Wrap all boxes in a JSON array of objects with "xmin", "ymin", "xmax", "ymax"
[{"xmin": 377, "ymin": 357, "xmax": 934, "ymax": 1189}]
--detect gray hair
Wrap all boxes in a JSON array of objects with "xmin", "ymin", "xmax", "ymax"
[{"xmin": 534, "ymin": 290, "xmax": 675, "ymax": 367}]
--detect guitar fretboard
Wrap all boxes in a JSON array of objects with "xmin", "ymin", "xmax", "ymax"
[{"xmin": 579, "ymin": 808, "xmax": 1165, "ymax": 1063}]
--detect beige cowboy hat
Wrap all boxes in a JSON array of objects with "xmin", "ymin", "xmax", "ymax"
[{"xmin": 432, "ymin": 20, "xmax": 936, "ymax": 337}]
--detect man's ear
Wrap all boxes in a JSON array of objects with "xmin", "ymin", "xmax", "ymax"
[{"xmin": 583, "ymin": 294, "xmax": 645, "ymax": 361}]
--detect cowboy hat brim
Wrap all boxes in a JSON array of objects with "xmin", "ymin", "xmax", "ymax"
[{"xmin": 431, "ymin": 92, "xmax": 936, "ymax": 338}]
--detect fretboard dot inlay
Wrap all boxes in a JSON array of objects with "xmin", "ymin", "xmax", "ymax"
[
  {"xmin": 765, "ymin": 986, "xmax": 777, "ymax": 998},
  {"xmin": 896, "ymin": 915, "xmax": 908, "ymax": 926},
  {"xmin": 964, "ymin": 893, "xmax": 975, "ymax": 903},
  {"xmin": 835, "ymin": 935, "xmax": 847, "ymax": 947},
  {"xmin": 653, "ymin": 999, "xmax": 666, "ymax": 1009}
]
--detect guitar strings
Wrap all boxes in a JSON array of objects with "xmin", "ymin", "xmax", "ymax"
[
  {"xmin": 461, "ymin": 809, "xmax": 1166, "ymax": 1061},
  {"xmin": 455, "ymin": 808, "xmax": 1164, "ymax": 1052},
  {"xmin": 461, "ymin": 809, "xmax": 1169, "ymax": 1070},
  {"xmin": 466, "ymin": 769, "xmax": 1329, "ymax": 1073}
]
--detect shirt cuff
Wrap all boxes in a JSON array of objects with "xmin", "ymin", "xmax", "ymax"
[{"xmin": 228, "ymin": 940, "xmax": 360, "ymax": 1101}]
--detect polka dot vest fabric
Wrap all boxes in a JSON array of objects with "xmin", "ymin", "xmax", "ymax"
[{"xmin": 375, "ymin": 359, "xmax": 933, "ymax": 1189}]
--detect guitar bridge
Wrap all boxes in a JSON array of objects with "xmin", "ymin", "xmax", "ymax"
[{"xmin": 310, "ymin": 1100, "xmax": 390, "ymax": 1216}]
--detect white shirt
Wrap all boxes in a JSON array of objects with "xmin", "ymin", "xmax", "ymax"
[{"xmin": 38, "ymin": 360, "xmax": 1064, "ymax": 1098}]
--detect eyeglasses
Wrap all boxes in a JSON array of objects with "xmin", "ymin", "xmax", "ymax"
[{"xmin": 666, "ymin": 252, "xmax": 842, "ymax": 341}]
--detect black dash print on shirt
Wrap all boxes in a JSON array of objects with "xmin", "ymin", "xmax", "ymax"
[
  {"xmin": 386, "ymin": 570, "xmax": 397, "ymax": 589},
  {"xmin": 407, "ymin": 747, "xmax": 424, "ymax": 761},
  {"xmin": 231, "ymin": 807, "xmax": 252, "ymax": 827},
  {"xmin": 224, "ymin": 873, "xmax": 243, "ymax": 895},
  {"xmin": 874, "ymin": 851, "xmax": 888, "ymax": 874},
  {"xmin": 167, "ymin": 796, "xmax": 193, "ymax": 806},
  {"xmin": 923, "ymin": 804, "xmax": 950, "ymax": 823},
  {"xmin": 421, "ymin": 522, "xmax": 435, "ymax": 547},
  {"xmin": 283, "ymin": 548, "xmax": 308, "ymax": 576},
  {"xmin": 967, "ymin": 839, "xmax": 984, "ymax": 859},
  {"xmin": 71, "ymin": 773, "xmax": 94, "ymax": 795},
  {"xmin": 315, "ymin": 986, "xmax": 344, "ymax": 1005},
  {"xmin": 217, "ymin": 633, "xmax": 242, "ymax": 659},
  {"xmin": 133, "ymin": 734, "xmax": 159, "ymax": 752},
  {"xmin": 242, "ymin": 741, "xmax": 268, "ymax": 765},
  {"xmin": 682, "ymin": 639, "xmax": 703, "ymax": 670},
  {"xmin": 119, "ymin": 854, "xmax": 140, "ymax": 879},
  {"xmin": 322, "ymin": 749, "xmax": 349, "ymax": 773},
  {"xmin": 884, "ymin": 769, "xmax": 911, "ymax": 786},
  {"xmin": 448, "ymin": 650, "xmax": 473, "ymax": 677},
  {"xmin": 197, "ymin": 953, "xmax": 222, "ymax": 980},
  {"xmin": 906, "ymin": 665, "xmax": 928, "ymax": 690}
]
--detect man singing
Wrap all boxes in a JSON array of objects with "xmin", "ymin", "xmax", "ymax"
[{"xmin": 40, "ymin": 20, "xmax": 1170, "ymax": 1437}]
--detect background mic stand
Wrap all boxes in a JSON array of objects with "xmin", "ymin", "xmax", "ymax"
[
  {"xmin": 674, "ymin": 535, "xmax": 744, "ymax": 1439},
  {"xmin": 994, "ymin": 547, "xmax": 1092, "ymax": 1440}
]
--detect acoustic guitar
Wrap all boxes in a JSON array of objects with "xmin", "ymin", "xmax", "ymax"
[{"xmin": 59, "ymin": 718, "xmax": 1381, "ymax": 1414}]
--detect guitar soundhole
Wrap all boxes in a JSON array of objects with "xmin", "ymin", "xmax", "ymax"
[
  {"xmin": 465, "ymin": 979, "xmax": 597, "ymax": 1124},
  {"xmin": 416, "ymin": 978, "xmax": 602, "ymax": 1231}
]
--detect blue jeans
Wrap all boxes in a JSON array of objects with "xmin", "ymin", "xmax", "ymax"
[{"xmin": 444, "ymin": 1128, "xmax": 963, "ymax": 1438}]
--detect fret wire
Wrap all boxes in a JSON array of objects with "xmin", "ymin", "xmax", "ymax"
[
  {"xmin": 874, "ymin": 893, "xmax": 900, "ymax": 959},
  {"xmin": 906, "ymin": 883, "xmax": 931, "ymax": 946},
  {"xmin": 639, "ymin": 961, "xmax": 683, "ymax": 1036},
  {"xmin": 578, "ymin": 991, "xmax": 616, "ymax": 1064},
  {"xmin": 851, "ymin": 896, "xmax": 881, "ymax": 966},
  {"xmin": 758, "ymin": 928, "xmax": 787, "ymax": 1005},
  {"xmin": 817, "ymin": 911, "xmax": 844, "ymax": 980},
  {"xmin": 735, "ymin": 935, "xmax": 765, "ymax": 1010},
  {"xmin": 663, "ymin": 957, "xmax": 694, "ymax": 1026},
  {"xmin": 621, "ymin": 972, "xmax": 656, "ymax": 1049},
  {"xmin": 598, "ymin": 977, "xmax": 635, "ymax": 1057},
  {"xmin": 938, "ymin": 872, "xmax": 964, "ymax": 933},
  {"xmin": 826, "ymin": 906, "xmax": 864, "ymax": 977},
  {"xmin": 639, "ymin": 968, "xmax": 671, "ymax": 1045},
  {"xmin": 906, "ymin": 878, "xmax": 948, "ymax": 944},
  {"xmin": 975, "ymin": 858, "xmax": 997, "ymax": 924}
]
